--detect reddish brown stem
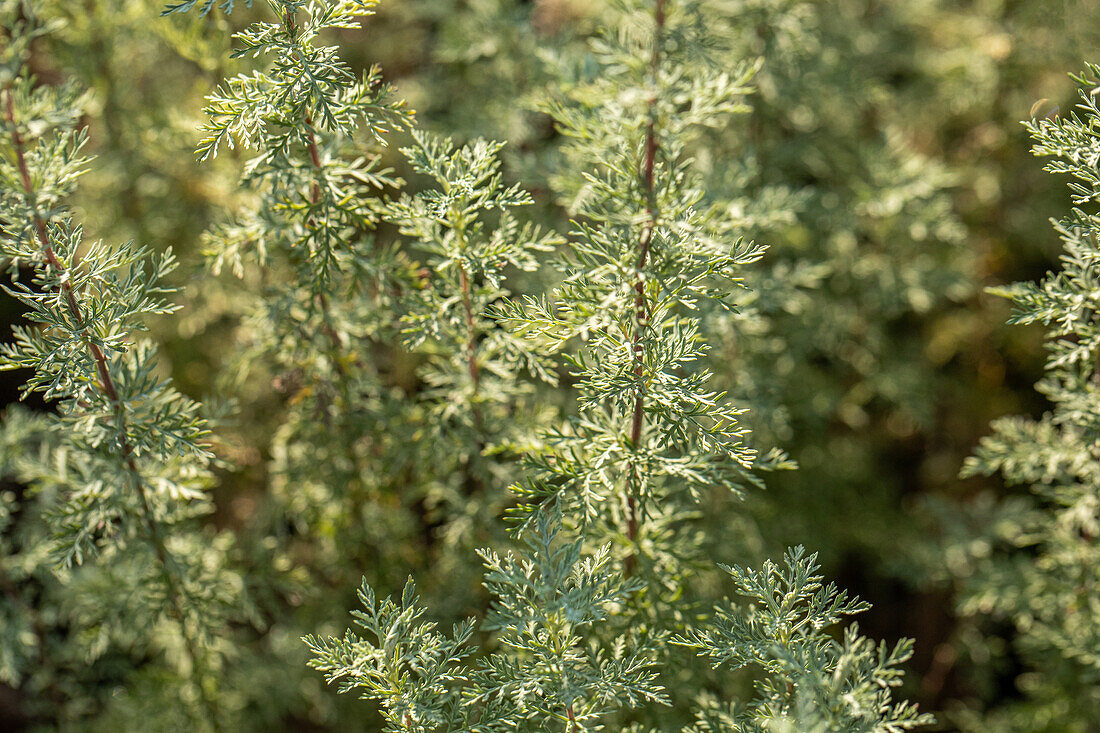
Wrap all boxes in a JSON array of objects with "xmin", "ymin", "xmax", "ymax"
[
  {"xmin": 286, "ymin": 6, "xmax": 350, "ymax": 370},
  {"xmin": 458, "ymin": 266, "xmax": 481, "ymax": 390},
  {"xmin": 4, "ymin": 84, "xmax": 219, "ymax": 730},
  {"xmin": 6, "ymin": 89, "xmax": 147, "ymax": 529},
  {"xmin": 305, "ymin": 123, "xmax": 323, "ymax": 202},
  {"xmin": 623, "ymin": 0, "xmax": 666, "ymax": 577},
  {"xmin": 302, "ymin": 136, "xmax": 351, "ymax": 381},
  {"xmin": 456, "ymin": 238, "xmax": 486, "ymax": 498},
  {"xmin": 302, "ymin": 112, "xmax": 346, "ymax": 357}
]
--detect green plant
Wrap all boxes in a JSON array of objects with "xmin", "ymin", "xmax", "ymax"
[
  {"xmin": 10, "ymin": 0, "xmax": 1061, "ymax": 727},
  {"xmin": 305, "ymin": 1, "xmax": 929, "ymax": 730},
  {"xmin": 942, "ymin": 64, "xmax": 1100, "ymax": 732},
  {"xmin": 172, "ymin": 0, "xmax": 415, "ymax": 591},
  {"xmin": 0, "ymin": 4, "xmax": 240, "ymax": 727},
  {"xmin": 679, "ymin": 547, "xmax": 931, "ymax": 732},
  {"xmin": 383, "ymin": 131, "xmax": 562, "ymax": 584},
  {"xmin": 162, "ymin": 0, "xmax": 568, "ymax": 726}
]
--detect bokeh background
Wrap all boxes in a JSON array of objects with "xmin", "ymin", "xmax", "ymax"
[{"xmin": 4, "ymin": 0, "xmax": 1100, "ymax": 728}]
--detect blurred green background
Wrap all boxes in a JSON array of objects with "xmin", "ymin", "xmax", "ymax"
[{"xmin": 4, "ymin": 0, "xmax": 1100, "ymax": 728}]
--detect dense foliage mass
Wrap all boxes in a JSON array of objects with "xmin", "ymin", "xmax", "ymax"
[
  {"xmin": 303, "ymin": 1, "xmax": 927, "ymax": 730},
  {"xmin": 0, "ymin": 0, "xmax": 1097, "ymax": 730},
  {"xmin": 942, "ymin": 65, "xmax": 1100, "ymax": 732},
  {"xmin": 0, "ymin": 3, "xmax": 239, "ymax": 727}
]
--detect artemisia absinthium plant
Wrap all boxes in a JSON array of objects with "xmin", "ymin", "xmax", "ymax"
[
  {"xmin": 385, "ymin": 130, "xmax": 562, "ymax": 599},
  {"xmin": 945, "ymin": 65, "xmax": 1100, "ymax": 731},
  {"xmin": 168, "ymin": 0, "xmax": 564, "ymax": 724},
  {"xmin": 699, "ymin": 0, "xmax": 972, "ymax": 571},
  {"xmin": 678, "ymin": 545, "xmax": 933, "ymax": 732},
  {"xmin": 164, "ymin": 0, "xmax": 418, "ymax": 607},
  {"xmin": 305, "ymin": 1, "xmax": 930, "ymax": 730},
  {"xmin": 0, "ymin": 3, "xmax": 240, "ymax": 729}
]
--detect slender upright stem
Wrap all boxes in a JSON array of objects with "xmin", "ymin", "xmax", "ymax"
[
  {"xmin": 458, "ymin": 265, "xmax": 481, "ymax": 390},
  {"xmin": 1092, "ymin": 309, "xmax": 1100, "ymax": 389},
  {"xmin": 453, "ymin": 221, "xmax": 486, "ymax": 499},
  {"xmin": 453, "ymin": 219, "xmax": 482, "ymax": 395},
  {"xmin": 624, "ymin": 0, "xmax": 666, "ymax": 577},
  {"xmin": 286, "ymin": 6, "xmax": 348, "ymax": 367},
  {"xmin": 3, "ymin": 85, "xmax": 220, "ymax": 732},
  {"xmin": 305, "ymin": 122, "xmax": 324, "ymax": 202}
]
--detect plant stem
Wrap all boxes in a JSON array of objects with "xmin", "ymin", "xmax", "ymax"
[
  {"xmin": 453, "ymin": 219, "xmax": 487, "ymax": 502},
  {"xmin": 288, "ymin": 2, "xmax": 347, "ymax": 365},
  {"xmin": 624, "ymin": 0, "xmax": 666, "ymax": 577},
  {"xmin": 566, "ymin": 703, "xmax": 579, "ymax": 732},
  {"xmin": 3, "ymin": 84, "xmax": 220, "ymax": 732},
  {"xmin": 458, "ymin": 265, "xmax": 481, "ymax": 391}
]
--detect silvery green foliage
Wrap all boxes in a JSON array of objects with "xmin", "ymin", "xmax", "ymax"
[
  {"xmin": 384, "ymin": 0, "xmax": 979, "ymax": 673},
  {"xmin": 184, "ymin": 0, "xmax": 411, "ymax": 280},
  {"xmin": 0, "ymin": 4, "xmax": 240, "ymax": 728},
  {"xmin": 945, "ymin": 64, "xmax": 1100, "ymax": 730},
  {"xmin": 305, "ymin": 509, "xmax": 666, "ymax": 732},
  {"xmin": 386, "ymin": 131, "xmax": 562, "ymax": 574},
  {"xmin": 695, "ymin": 0, "xmax": 973, "ymax": 575},
  {"xmin": 472, "ymin": 516, "xmax": 665, "ymax": 726},
  {"xmin": 303, "ymin": 121, "xmax": 667, "ymax": 733},
  {"xmin": 304, "ymin": 578, "xmax": 477, "ymax": 730},
  {"xmin": 493, "ymin": 9, "xmax": 785, "ymax": 723},
  {"xmin": 678, "ymin": 547, "xmax": 933, "ymax": 732},
  {"xmin": 173, "ymin": 0, "xmax": 568, "ymax": 724},
  {"xmin": 165, "ymin": 0, "xmax": 439, "ymax": 724},
  {"xmin": 178, "ymin": 0, "xmax": 417, "ymax": 588},
  {"xmin": 508, "ymin": 0, "xmax": 775, "ymax": 536},
  {"xmin": 494, "ymin": 2, "xmax": 789, "ymax": 618},
  {"xmin": 307, "ymin": 1, "xmax": 927, "ymax": 730},
  {"xmin": 307, "ymin": 0, "xmax": 735, "ymax": 722}
]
